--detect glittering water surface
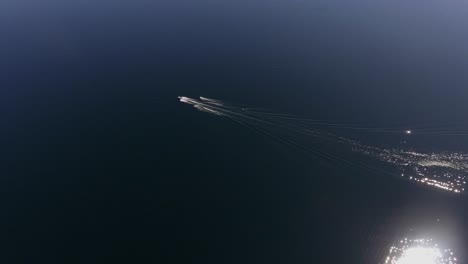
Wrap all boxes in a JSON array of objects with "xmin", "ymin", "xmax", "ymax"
[
  {"xmin": 350, "ymin": 141, "xmax": 468, "ymax": 194},
  {"xmin": 385, "ymin": 238, "xmax": 457, "ymax": 264}
]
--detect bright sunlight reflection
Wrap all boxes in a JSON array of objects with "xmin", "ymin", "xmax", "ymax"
[
  {"xmin": 385, "ymin": 238, "xmax": 457, "ymax": 264},
  {"xmin": 395, "ymin": 247, "xmax": 441, "ymax": 264}
]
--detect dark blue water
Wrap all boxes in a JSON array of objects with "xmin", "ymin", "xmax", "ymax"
[{"xmin": 2, "ymin": 1, "xmax": 468, "ymax": 263}]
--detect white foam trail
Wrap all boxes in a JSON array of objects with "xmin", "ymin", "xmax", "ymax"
[
  {"xmin": 179, "ymin": 96, "xmax": 192, "ymax": 104},
  {"xmin": 200, "ymin": 96, "xmax": 221, "ymax": 102},
  {"xmin": 193, "ymin": 105, "xmax": 224, "ymax": 116}
]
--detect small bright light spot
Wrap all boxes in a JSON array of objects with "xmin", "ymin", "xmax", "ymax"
[{"xmin": 405, "ymin": 130, "xmax": 412, "ymax": 134}]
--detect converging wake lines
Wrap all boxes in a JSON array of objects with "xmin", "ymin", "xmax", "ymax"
[{"xmin": 179, "ymin": 96, "xmax": 468, "ymax": 194}]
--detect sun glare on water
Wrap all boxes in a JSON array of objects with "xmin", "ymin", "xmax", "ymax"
[
  {"xmin": 395, "ymin": 247, "xmax": 441, "ymax": 264},
  {"xmin": 385, "ymin": 239, "xmax": 457, "ymax": 264}
]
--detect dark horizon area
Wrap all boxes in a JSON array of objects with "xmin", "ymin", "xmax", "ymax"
[{"xmin": 2, "ymin": 1, "xmax": 468, "ymax": 263}]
